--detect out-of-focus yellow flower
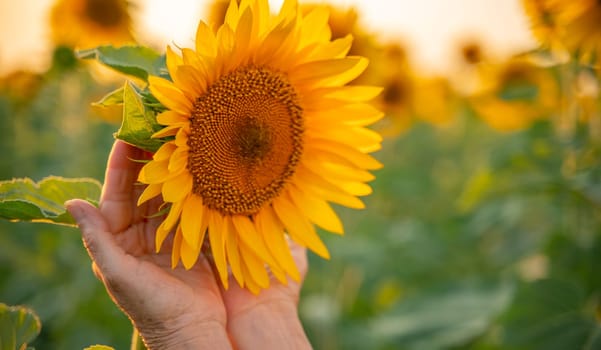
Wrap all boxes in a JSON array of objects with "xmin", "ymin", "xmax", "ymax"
[
  {"xmin": 451, "ymin": 39, "xmax": 489, "ymax": 96},
  {"xmin": 460, "ymin": 41, "xmax": 485, "ymax": 66},
  {"xmin": 413, "ymin": 77, "xmax": 459, "ymax": 127},
  {"xmin": 522, "ymin": 0, "xmax": 565, "ymax": 50},
  {"xmin": 470, "ymin": 58, "xmax": 559, "ymax": 132},
  {"xmin": 50, "ymin": 0, "xmax": 134, "ymax": 49},
  {"xmin": 0, "ymin": 70, "xmax": 44, "ymax": 106},
  {"xmin": 522, "ymin": 0, "xmax": 601, "ymax": 67},
  {"xmin": 553, "ymin": 0, "xmax": 601, "ymax": 66}
]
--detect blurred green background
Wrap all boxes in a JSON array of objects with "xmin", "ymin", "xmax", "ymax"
[{"xmin": 1, "ymin": 0, "xmax": 601, "ymax": 349}]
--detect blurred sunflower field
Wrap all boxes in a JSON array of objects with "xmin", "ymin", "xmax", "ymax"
[{"xmin": 1, "ymin": 0, "xmax": 601, "ymax": 349}]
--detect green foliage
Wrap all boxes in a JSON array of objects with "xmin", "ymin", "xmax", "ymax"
[
  {"xmin": 114, "ymin": 82, "xmax": 165, "ymax": 152},
  {"xmin": 368, "ymin": 279, "xmax": 514, "ymax": 349},
  {"xmin": 501, "ymin": 279, "xmax": 600, "ymax": 350},
  {"xmin": 0, "ymin": 303, "xmax": 41, "ymax": 350},
  {"xmin": 0, "ymin": 177, "xmax": 101, "ymax": 225},
  {"xmin": 76, "ymin": 45, "xmax": 167, "ymax": 82}
]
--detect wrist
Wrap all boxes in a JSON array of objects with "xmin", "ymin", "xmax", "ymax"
[
  {"xmin": 228, "ymin": 299, "xmax": 311, "ymax": 349},
  {"xmin": 136, "ymin": 317, "xmax": 232, "ymax": 350}
]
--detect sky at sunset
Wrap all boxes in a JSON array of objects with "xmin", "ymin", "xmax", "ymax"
[{"xmin": 0, "ymin": 0, "xmax": 536, "ymax": 75}]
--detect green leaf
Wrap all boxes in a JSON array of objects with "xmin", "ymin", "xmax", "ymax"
[
  {"xmin": 92, "ymin": 87, "xmax": 124, "ymax": 107},
  {"xmin": 368, "ymin": 279, "xmax": 514, "ymax": 349},
  {"xmin": 84, "ymin": 346, "xmax": 115, "ymax": 350},
  {"xmin": 76, "ymin": 45, "xmax": 168, "ymax": 81},
  {"xmin": 115, "ymin": 81, "xmax": 164, "ymax": 152},
  {"xmin": 501, "ymin": 279, "xmax": 601, "ymax": 350},
  {"xmin": 456, "ymin": 166, "xmax": 494, "ymax": 212},
  {"xmin": 497, "ymin": 83, "xmax": 540, "ymax": 102},
  {"xmin": 0, "ymin": 303, "xmax": 41, "ymax": 350},
  {"xmin": 0, "ymin": 176, "xmax": 101, "ymax": 226}
]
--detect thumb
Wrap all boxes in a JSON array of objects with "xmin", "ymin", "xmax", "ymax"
[{"xmin": 65, "ymin": 199, "xmax": 123, "ymax": 273}]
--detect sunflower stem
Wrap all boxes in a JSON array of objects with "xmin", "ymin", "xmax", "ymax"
[{"xmin": 130, "ymin": 327, "xmax": 147, "ymax": 350}]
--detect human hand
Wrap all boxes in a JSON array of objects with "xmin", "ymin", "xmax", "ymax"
[{"xmin": 65, "ymin": 140, "xmax": 311, "ymax": 350}]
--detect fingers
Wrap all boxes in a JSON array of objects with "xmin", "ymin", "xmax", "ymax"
[
  {"xmin": 65, "ymin": 199, "xmax": 127, "ymax": 277},
  {"xmin": 99, "ymin": 140, "xmax": 145, "ymax": 233}
]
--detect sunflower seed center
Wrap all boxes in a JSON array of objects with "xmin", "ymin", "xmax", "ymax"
[{"xmin": 188, "ymin": 65, "xmax": 304, "ymax": 216}]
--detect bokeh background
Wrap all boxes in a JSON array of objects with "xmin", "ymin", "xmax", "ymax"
[{"xmin": 1, "ymin": 0, "xmax": 600, "ymax": 349}]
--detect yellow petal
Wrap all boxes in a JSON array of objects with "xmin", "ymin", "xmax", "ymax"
[
  {"xmin": 165, "ymin": 46, "xmax": 183, "ymax": 82},
  {"xmin": 305, "ymin": 104, "xmax": 384, "ymax": 127},
  {"xmin": 240, "ymin": 245, "xmax": 270, "ymax": 289},
  {"xmin": 162, "ymin": 171, "xmax": 192, "ymax": 203},
  {"xmin": 295, "ymin": 165, "xmax": 365, "ymax": 209},
  {"xmin": 304, "ymin": 137, "xmax": 383, "ymax": 170},
  {"xmin": 174, "ymin": 65, "xmax": 205, "ymax": 99},
  {"xmin": 311, "ymin": 86, "xmax": 383, "ymax": 102},
  {"xmin": 148, "ymin": 76, "xmax": 193, "ymax": 115},
  {"xmin": 137, "ymin": 183, "xmax": 162, "ymax": 206},
  {"xmin": 234, "ymin": 7, "xmax": 253, "ymax": 53},
  {"xmin": 240, "ymin": 257, "xmax": 261, "ymax": 294},
  {"xmin": 223, "ymin": 216, "xmax": 244, "ymax": 287},
  {"xmin": 195, "ymin": 21, "xmax": 217, "ymax": 57},
  {"xmin": 290, "ymin": 57, "xmax": 368, "ymax": 87},
  {"xmin": 272, "ymin": 193, "xmax": 330, "ymax": 259},
  {"xmin": 217, "ymin": 24, "xmax": 235, "ymax": 58},
  {"xmin": 167, "ymin": 149, "xmax": 188, "ymax": 173},
  {"xmin": 287, "ymin": 184, "xmax": 344, "ymax": 234},
  {"xmin": 254, "ymin": 206, "xmax": 301, "ymax": 281},
  {"xmin": 180, "ymin": 194, "xmax": 208, "ymax": 249},
  {"xmin": 313, "ymin": 127, "xmax": 382, "ymax": 153},
  {"xmin": 305, "ymin": 35, "xmax": 352, "ymax": 60},
  {"xmin": 231, "ymin": 215, "xmax": 277, "ymax": 267},
  {"xmin": 180, "ymin": 226, "xmax": 202, "ymax": 269},
  {"xmin": 337, "ymin": 181, "xmax": 372, "ymax": 196},
  {"xmin": 302, "ymin": 158, "xmax": 375, "ymax": 183},
  {"xmin": 300, "ymin": 6, "xmax": 330, "ymax": 46},
  {"xmin": 171, "ymin": 224, "xmax": 183, "ymax": 268},
  {"xmin": 277, "ymin": 0, "xmax": 298, "ymax": 24},
  {"xmin": 155, "ymin": 200, "xmax": 183, "ymax": 252},
  {"xmin": 138, "ymin": 159, "xmax": 170, "ymax": 184},
  {"xmin": 156, "ymin": 111, "xmax": 188, "ymax": 126},
  {"xmin": 224, "ymin": 0, "xmax": 240, "ymax": 30},
  {"xmin": 208, "ymin": 210, "xmax": 229, "ymax": 289}
]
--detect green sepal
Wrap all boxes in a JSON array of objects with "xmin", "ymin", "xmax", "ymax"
[
  {"xmin": 115, "ymin": 81, "xmax": 165, "ymax": 153},
  {"xmin": 93, "ymin": 86, "xmax": 124, "ymax": 107},
  {"xmin": 0, "ymin": 176, "xmax": 101, "ymax": 226},
  {"xmin": 76, "ymin": 45, "xmax": 168, "ymax": 81},
  {"xmin": 0, "ymin": 303, "xmax": 41, "ymax": 350}
]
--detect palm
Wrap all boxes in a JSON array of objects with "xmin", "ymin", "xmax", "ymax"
[{"xmin": 94, "ymin": 141, "xmax": 226, "ymax": 327}]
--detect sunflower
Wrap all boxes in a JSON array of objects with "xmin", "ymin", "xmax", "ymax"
[
  {"xmin": 470, "ymin": 58, "xmax": 559, "ymax": 131},
  {"xmin": 50, "ymin": 0, "xmax": 134, "ymax": 49},
  {"xmin": 521, "ymin": 0, "xmax": 564, "ymax": 50},
  {"xmin": 138, "ymin": 0, "xmax": 383, "ymax": 293},
  {"xmin": 522, "ymin": 0, "xmax": 601, "ymax": 66},
  {"xmin": 413, "ymin": 77, "xmax": 458, "ymax": 127},
  {"xmin": 551, "ymin": 0, "xmax": 601, "ymax": 66}
]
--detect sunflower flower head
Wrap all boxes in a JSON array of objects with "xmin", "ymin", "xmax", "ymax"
[
  {"xmin": 521, "ymin": 0, "xmax": 564, "ymax": 49},
  {"xmin": 470, "ymin": 58, "xmax": 559, "ymax": 131},
  {"xmin": 138, "ymin": 0, "xmax": 383, "ymax": 294},
  {"xmin": 522, "ymin": 0, "xmax": 601, "ymax": 67},
  {"xmin": 50, "ymin": 0, "xmax": 134, "ymax": 49}
]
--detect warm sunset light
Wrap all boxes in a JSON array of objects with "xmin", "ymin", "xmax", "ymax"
[{"xmin": 1, "ymin": 0, "xmax": 599, "ymax": 349}]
